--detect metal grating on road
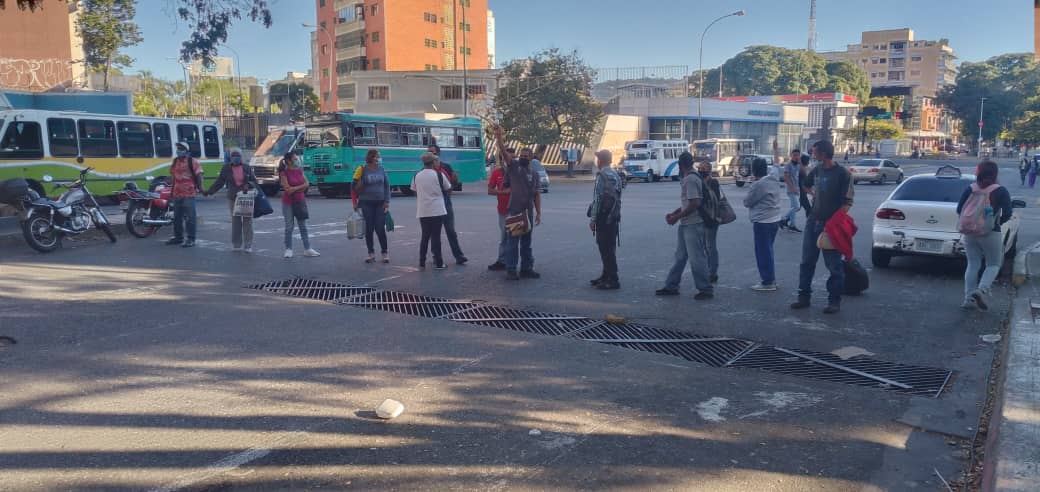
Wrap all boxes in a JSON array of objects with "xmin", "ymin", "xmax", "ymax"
[
  {"xmin": 340, "ymin": 291, "xmax": 475, "ymax": 318},
  {"xmin": 569, "ymin": 323, "xmax": 755, "ymax": 367},
  {"xmin": 727, "ymin": 345, "xmax": 952, "ymax": 397},
  {"xmin": 449, "ymin": 305, "xmax": 595, "ymax": 336},
  {"xmin": 247, "ymin": 278, "xmax": 374, "ymax": 302}
]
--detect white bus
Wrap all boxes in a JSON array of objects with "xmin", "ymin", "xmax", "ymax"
[
  {"xmin": 692, "ymin": 138, "xmax": 755, "ymax": 178},
  {"xmin": 623, "ymin": 140, "xmax": 689, "ymax": 182}
]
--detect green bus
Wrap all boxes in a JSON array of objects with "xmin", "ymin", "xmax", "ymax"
[{"xmin": 300, "ymin": 113, "xmax": 486, "ymax": 198}]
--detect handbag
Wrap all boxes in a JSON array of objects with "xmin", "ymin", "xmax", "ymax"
[
  {"xmin": 252, "ymin": 187, "xmax": 274, "ymax": 218},
  {"xmin": 233, "ymin": 190, "xmax": 255, "ymax": 217},
  {"xmin": 717, "ymin": 193, "xmax": 737, "ymax": 225},
  {"xmin": 291, "ymin": 199, "xmax": 309, "ymax": 221},
  {"xmin": 346, "ymin": 210, "xmax": 365, "ymax": 240},
  {"xmin": 843, "ymin": 258, "xmax": 870, "ymax": 295},
  {"xmin": 505, "ymin": 211, "xmax": 531, "ymax": 237},
  {"xmin": 385, "ymin": 210, "xmax": 395, "ymax": 232}
]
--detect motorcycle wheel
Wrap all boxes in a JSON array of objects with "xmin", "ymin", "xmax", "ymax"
[
  {"xmin": 21, "ymin": 215, "xmax": 61, "ymax": 253},
  {"xmin": 125, "ymin": 203, "xmax": 156, "ymax": 238},
  {"xmin": 99, "ymin": 223, "xmax": 117, "ymax": 243}
]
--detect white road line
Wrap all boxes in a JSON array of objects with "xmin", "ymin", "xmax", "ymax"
[
  {"xmin": 149, "ymin": 446, "xmax": 274, "ymax": 492},
  {"xmin": 369, "ymin": 275, "xmax": 402, "ymax": 284}
]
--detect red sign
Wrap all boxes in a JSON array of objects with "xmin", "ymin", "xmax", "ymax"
[{"xmin": 978, "ymin": 121, "xmax": 984, "ymax": 127}]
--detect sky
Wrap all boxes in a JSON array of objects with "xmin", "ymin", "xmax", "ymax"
[{"xmin": 124, "ymin": 0, "xmax": 1035, "ymax": 84}]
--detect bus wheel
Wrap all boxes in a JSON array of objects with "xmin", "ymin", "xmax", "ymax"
[
  {"xmin": 651, "ymin": 171, "xmax": 661, "ymax": 183},
  {"xmin": 645, "ymin": 170, "xmax": 654, "ymax": 183}
]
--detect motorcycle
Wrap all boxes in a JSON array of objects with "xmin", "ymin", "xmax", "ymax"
[
  {"xmin": 0, "ymin": 167, "xmax": 116, "ymax": 253},
  {"xmin": 118, "ymin": 176, "xmax": 173, "ymax": 238}
]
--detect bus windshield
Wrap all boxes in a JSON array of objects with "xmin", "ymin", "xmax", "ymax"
[
  {"xmin": 693, "ymin": 142, "xmax": 716, "ymax": 157},
  {"xmin": 255, "ymin": 130, "xmax": 298, "ymax": 157}
]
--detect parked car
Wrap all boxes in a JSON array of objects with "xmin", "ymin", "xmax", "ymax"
[
  {"xmin": 849, "ymin": 159, "xmax": 904, "ymax": 185},
  {"xmin": 871, "ymin": 165, "xmax": 1024, "ymax": 268},
  {"xmin": 530, "ymin": 159, "xmax": 550, "ymax": 193},
  {"xmin": 733, "ymin": 154, "xmax": 777, "ymax": 187}
]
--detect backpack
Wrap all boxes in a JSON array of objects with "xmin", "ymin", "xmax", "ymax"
[
  {"xmin": 699, "ymin": 179, "xmax": 721, "ymax": 227},
  {"xmin": 957, "ymin": 183, "xmax": 999, "ymax": 236},
  {"xmin": 843, "ymin": 258, "xmax": 869, "ymax": 295}
]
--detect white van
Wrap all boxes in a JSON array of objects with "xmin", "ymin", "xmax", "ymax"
[{"xmin": 623, "ymin": 140, "xmax": 689, "ymax": 182}]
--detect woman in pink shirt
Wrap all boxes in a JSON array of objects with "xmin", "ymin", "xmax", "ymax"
[{"xmin": 278, "ymin": 152, "xmax": 319, "ymax": 259}]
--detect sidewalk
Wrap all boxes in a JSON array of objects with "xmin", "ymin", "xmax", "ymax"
[{"xmin": 987, "ymin": 241, "xmax": 1040, "ymax": 491}]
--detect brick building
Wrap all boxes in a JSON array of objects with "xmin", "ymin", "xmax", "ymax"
[
  {"xmin": 313, "ymin": 0, "xmax": 490, "ymax": 112},
  {"xmin": 0, "ymin": 0, "xmax": 85, "ymax": 92}
]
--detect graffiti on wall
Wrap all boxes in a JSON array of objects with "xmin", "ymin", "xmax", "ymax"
[{"xmin": 0, "ymin": 58, "xmax": 74, "ymax": 91}]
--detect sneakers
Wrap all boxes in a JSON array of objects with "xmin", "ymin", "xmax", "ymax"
[
  {"xmin": 456, "ymin": 256, "xmax": 468, "ymax": 265},
  {"xmin": 590, "ymin": 276, "xmax": 605, "ymax": 286},
  {"xmin": 243, "ymin": 246, "xmax": 253, "ymax": 254},
  {"xmin": 381, "ymin": 252, "xmax": 390, "ymax": 264},
  {"xmin": 971, "ymin": 289, "xmax": 989, "ymax": 311},
  {"xmin": 693, "ymin": 291, "xmax": 714, "ymax": 301},
  {"xmin": 823, "ymin": 304, "xmax": 841, "ymax": 314},
  {"xmin": 751, "ymin": 283, "xmax": 777, "ymax": 291},
  {"xmin": 505, "ymin": 271, "xmax": 520, "ymax": 280},
  {"xmin": 488, "ymin": 262, "xmax": 507, "ymax": 271},
  {"xmin": 787, "ymin": 225, "xmax": 803, "ymax": 233},
  {"xmin": 596, "ymin": 281, "xmax": 620, "ymax": 290},
  {"xmin": 961, "ymin": 298, "xmax": 977, "ymax": 310},
  {"xmin": 165, "ymin": 237, "xmax": 183, "ymax": 245},
  {"xmin": 232, "ymin": 246, "xmax": 243, "ymax": 252},
  {"xmin": 790, "ymin": 297, "xmax": 811, "ymax": 309},
  {"xmin": 655, "ymin": 287, "xmax": 679, "ymax": 296},
  {"xmin": 709, "ymin": 274, "xmax": 719, "ymax": 284},
  {"xmin": 283, "ymin": 249, "xmax": 293, "ymax": 259},
  {"xmin": 365, "ymin": 254, "xmax": 376, "ymax": 264},
  {"xmin": 181, "ymin": 240, "xmax": 195, "ymax": 248},
  {"xmin": 434, "ymin": 263, "xmax": 447, "ymax": 270},
  {"xmin": 303, "ymin": 249, "xmax": 321, "ymax": 257},
  {"xmin": 519, "ymin": 270, "xmax": 541, "ymax": 279}
]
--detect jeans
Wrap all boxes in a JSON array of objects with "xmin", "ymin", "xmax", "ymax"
[
  {"xmin": 753, "ymin": 221, "xmax": 781, "ymax": 284},
  {"xmin": 419, "ymin": 215, "xmax": 445, "ymax": 265},
  {"xmin": 360, "ymin": 200, "xmax": 388, "ymax": 254},
  {"xmin": 963, "ymin": 232, "xmax": 1003, "ymax": 299},
  {"xmin": 505, "ymin": 210, "xmax": 534, "ymax": 272},
  {"xmin": 704, "ymin": 225, "xmax": 719, "ymax": 277},
  {"xmin": 595, "ymin": 219, "xmax": 619, "ymax": 282},
  {"xmin": 227, "ymin": 199, "xmax": 253, "ymax": 248},
  {"xmin": 442, "ymin": 194, "xmax": 465, "ymax": 260},
  {"xmin": 785, "ymin": 192, "xmax": 801, "ymax": 227},
  {"xmin": 798, "ymin": 219, "xmax": 844, "ymax": 304},
  {"xmin": 282, "ymin": 203, "xmax": 311, "ymax": 250},
  {"xmin": 171, "ymin": 197, "xmax": 197, "ymax": 241},
  {"xmin": 664, "ymin": 223, "xmax": 713, "ymax": 293},
  {"xmin": 496, "ymin": 213, "xmax": 509, "ymax": 264}
]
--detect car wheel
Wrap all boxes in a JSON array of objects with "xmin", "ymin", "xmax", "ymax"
[
  {"xmin": 735, "ymin": 181, "xmax": 745, "ymax": 188},
  {"xmin": 878, "ymin": 175, "xmax": 887, "ymax": 185},
  {"xmin": 897, "ymin": 173, "xmax": 904, "ymax": 184},
  {"xmin": 871, "ymin": 248, "xmax": 892, "ymax": 268}
]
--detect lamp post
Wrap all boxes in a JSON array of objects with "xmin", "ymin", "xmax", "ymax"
[
  {"xmin": 977, "ymin": 97, "xmax": 986, "ymax": 158},
  {"xmin": 303, "ymin": 22, "xmax": 335, "ymax": 112},
  {"xmin": 697, "ymin": 9, "xmax": 745, "ymax": 140}
]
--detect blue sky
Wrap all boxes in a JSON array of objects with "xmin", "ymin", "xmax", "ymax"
[{"xmin": 125, "ymin": 0, "xmax": 1035, "ymax": 84}]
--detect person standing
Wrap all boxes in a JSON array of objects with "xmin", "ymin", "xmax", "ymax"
[
  {"xmin": 279, "ymin": 152, "xmax": 319, "ymax": 259},
  {"xmin": 492, "ymin": 126, "xmax": 542, "ymax": 280},
  {"xmin": 589, "ymin": 150, "xmax": 623, "ymax": 290},
  {"xmin": 204, "ymin": 147, "xmax": 256, "ymax": 252},
  {"xmin": 957, "ymin": 161, "xmax": 1012, "ymax": 311},
  {"xmin": 487, "ymin": 147, "xmax": 513, "ymax": 271},
  {"xmin": 774, "ymin": 142, "xmax": 803, "ymax": 233},
  {"xmin": 428, "ymin": 144, "xmax": 468, "ymax": 264},
  {"xmin": 411, "ymin": 152, "xmax": 452, "ymax": 269},
  {"xmin": 696, "ymin": 158, "xmax": 721, "ymax": 284},
  {"xmin": 353, "ymin": 149, "xmax": 391, "ymax": 263},
  {"xmin": 656, "ymin": 152, "xmax": 713, "ymax": 300},
  {"xmin": 743, "ymin": 158, "xmax": 783, "ymax": 291},
  {"xmin": 1020, "ymin": 153, "xmax": 1031, "ymax": 186},
  {"xmin": 791, "ymin": 140, "xmax": 854, "ymax": 314},
  {"xmin": 165, "ymin": 141, "xmax": 203, "ymax": 248},
  {"xmin": 1030, "ymin": 155, "xmax": 1039, "ymax": 189}
]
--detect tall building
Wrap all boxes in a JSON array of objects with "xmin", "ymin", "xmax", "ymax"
[
  {"xmin": 820, "ymin": 29, "xmax": 957, "ymax": 99},
  {"xmin": 488, "ymin": 9, "xmax": 496, "ymax": 69},
  {"xmin": 0, "ymin": 0, "xmax": 85, "ymax": 92},
  {"xmin": 313, "ymin": 0, "xmax": 490, "ymax": 113}
]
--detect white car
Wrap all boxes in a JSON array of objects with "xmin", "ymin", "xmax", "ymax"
[{"xmin": 871, "ymin": 165, "xmax": 1024, "ymax": 268}]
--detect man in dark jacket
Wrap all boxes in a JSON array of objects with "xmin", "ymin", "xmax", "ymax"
[
  {"xmin": 791, "ymin": 140, "xmax": 854, "ymax": 314},
  {"xmin": 589, "ymin": 149, "xmax": 623, "ymax": 290},
  {"xmin": 205, "ymin": 147, "xmax": 258, "ymax": 252}
]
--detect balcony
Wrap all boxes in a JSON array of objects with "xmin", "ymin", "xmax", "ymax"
[
  {"xmin": 335, "ymin": 19, "xmax": 364, "ymax": 35},
  {"xmin": 336, "ymin": 46, "xmax": 366, "ymax": 61}
]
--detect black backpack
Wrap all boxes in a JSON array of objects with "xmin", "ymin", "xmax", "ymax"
[
  {"xmin": 843, "ymin": 258, "xmax": 870, "ymax": 295},
  {"xmin": 698, "ymin": 179, "xmax": 721, "ymax": 227}
]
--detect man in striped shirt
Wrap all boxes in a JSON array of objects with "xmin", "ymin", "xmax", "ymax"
[{"xmin": 589, "ymin": 150, "xmax": 623, "ymax": 290}]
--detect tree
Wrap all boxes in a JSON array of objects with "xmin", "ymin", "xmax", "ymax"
[
  {"xmin": 1007, "ymin": 112, "xmax": 1040, "ymax": 145},
  {"xmin": 269, "ymin": 82, "xmax": 319, "ymax": 121},
  {"xmin": 6, "ymin": 0, "xmax": 272, "ymax": 64},
  {"xmin": 865, "ymin": 119, "xmax": 904, "ymax": 141},
  {"xmin": 133, "ymin": 71, "xmax": 186, "ymax": 116},
  {"xmin": 937, "ymin": 53, "xmax": 1040, "ymax": 141},
  {"xmin": 493, "ymin": 48, "xmax": 604, "ymax": 146},
  {"xmin": 78, "ymin": 0, "xmax": 142, "ymax": 92},
  {"xmin": 823, "ymin": 61, "xmax": 871, "ymax": 104}
]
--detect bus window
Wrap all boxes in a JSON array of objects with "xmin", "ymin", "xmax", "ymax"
[
  {"xmin": 202, "ymin": 125, "xmax": 221, "ymax": 158},
  {"xmin": 400, "ymin": 125, "xmax": 424, "ymax": 146},
  {"xmin": 117, "ymin": 122, "xmax": 154, "ymax": 157},
  {"xmin": 176, "ymin": 124, "xmax": 201, "ymax": 157},
  {"xmin": 429, "ymin": 127, "xmax": 456, "ymax": 148},
  {"xmin": 0, "ymin": 121, "xmax": 43, "ymax": 159},
  {"xmin": 376, "ymin": 124, "xmax": 401, "ymax": 146},
  {"xmin": 153, "ymin": 123, "xmax": 172, "ymax": 157},
  {"xmin": 458, "ymin": 128, "xmax": 481, "ymax": 148},
  {"xmin": 47, "ymin": 118, "xmax": 79, "ymax": 157},
  {"xmin": 78, "ymin": 119, "xmax": 117, "ymax": 157},
  {"xmin": 320, "ymin": 127, "xmax": 341, "ymax": 147},
  {"xmin": 352, "ymin": 123, "xmax": 376, "ymax": 146}
]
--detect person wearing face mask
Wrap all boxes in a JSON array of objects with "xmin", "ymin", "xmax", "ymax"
[
  {"xmin": 166, "ymin": 141, "xmax": 204, "ymax": 248},
  {"xmin": 353, "ymin": 149, "xmax": 391, "ymax": 263},
  {"xmin": 492, "ymin": 125, "xmax": 542, "ymax": 280},
  {"xmin": 696, "ymin": 158, "xmax": 721, "ymax": 284},
  {"xmin": 205, "ymin": 147, "xmax": 258, "ymax": 252},
  {"xmin": 428, "ymin": 144, "xmax": 467, "ymax": 264}
]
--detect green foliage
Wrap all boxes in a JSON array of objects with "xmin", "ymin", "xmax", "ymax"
[
  {"xmin": 132, "ymin": 71, "xmax": 185, "ymax": 116},
  {"xmin": 937, "ymin": 53, "xmax": 1040, "ymax": 141},
  {"xmin": 268, "ymin": 83, "xmax": 319, "ymax": 121},
  {"xmin": 191, "ymin": 78, "xmax": 251, "ymax": 116},
  {"xmin": 1007, "ymin": 112, "xmax": 1040, "ymax": 144},
  {"xmin": 693, "ymin": 47, "xmax": 870, "ymax": 103},
  {"xmin": 823, "ymin": 61, "xmax": 871, "ymax": 104},
  {"xmin": 493, "ymin": 48, "xmax": 604, "ymax": 146},
  {"xmin": 866, "ymin": 119, "xmax": 904, "ymax": 141},
  {"xmin": 78, "ymin": 0, "xmax": 143, "ymax": 92}
]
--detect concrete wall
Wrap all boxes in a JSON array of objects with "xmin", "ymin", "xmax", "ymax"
[
  {"xmin": 0, "ymin": 0, "xmax": 84, "ymax": 92},
  {"xmin": 597, "ymin": 115, "xmax": 646, "ymax": 159},
  {"xmin": 347, "ymin": 69, "xmax": 498, "ymax": 116}
]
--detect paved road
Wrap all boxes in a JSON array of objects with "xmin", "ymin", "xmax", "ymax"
[{"xmin": 1, "ymin": 159, "xmax": 1037, "ymax": 490}]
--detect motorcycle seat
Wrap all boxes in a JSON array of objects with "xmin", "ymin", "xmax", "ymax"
[{"xmin": 32, "ymin": 198, "xmax": 67, "ymax": 208}]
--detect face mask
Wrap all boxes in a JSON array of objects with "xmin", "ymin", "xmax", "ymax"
[
  {"xmin": 698, "ymin": 170, "xmax": 710, "ymax": 178},
  {"xmin": 231, "ymin": 156, "xmax": 242, "ymax": 165},
  {"xmin": 518, "ymin": 158, "xmax": 531, "ymax": 166},
  {"xmin": 377, "ymin": 157, "xmax": 383, "ymax": 165},
  {"xmin": 176, "ymin": 150, "xmax": 188, "ymax": 158}
]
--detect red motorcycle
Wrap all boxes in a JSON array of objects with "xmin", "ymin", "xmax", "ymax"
[{"xmin": 118, "ymin": 176, "xmax": 173, "ymax": 238}]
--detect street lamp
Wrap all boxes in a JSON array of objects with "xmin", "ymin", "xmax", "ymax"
[
  {"xmin": 303, "ymin": 22, "xmax": 335, "ymax": 112},
  {"xmin": 977, "ymin": 97, "xmax": 986, "ymax": 158},
  {"xmin": 697, "ymin": 9, "xmax": 745, "ymax": 140}
]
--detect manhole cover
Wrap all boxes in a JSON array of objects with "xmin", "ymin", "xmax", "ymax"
[
  {"xmin": 247, "ymin": 278, "xmax": 373, "ymax": 302},
  {"xmin": 449, "ymin": 305, "xmax": 594, "ymax": 336},
  {"xmin": 340, "ymin": 291, "xmax": 475, "ymax": 318},
  {"xmin": 570, "ymin": 323, "xmax": 754, "ymax": 367}
]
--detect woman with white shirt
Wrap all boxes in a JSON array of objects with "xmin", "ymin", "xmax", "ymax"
[{"xmin": 410, "ymin": 152, "xmax": 452, "ymax": 269}]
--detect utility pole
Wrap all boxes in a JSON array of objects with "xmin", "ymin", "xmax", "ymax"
[
  {"xmin": 807, "ymin": 0, "xmax": 817, "ymax": 51},
  {"xmin": 462, "ymin": 0, "xmax": 469, "ymax": 118},
  {"xmin": 977, "ymin": 97, "xmax": 986, "ymax": 158}
]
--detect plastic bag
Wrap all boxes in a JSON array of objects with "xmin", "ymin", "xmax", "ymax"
[{"xmin": 346, "ymin": 210, "xmax": 366, "ymax": 240}]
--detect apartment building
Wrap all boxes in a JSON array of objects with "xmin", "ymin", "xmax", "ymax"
[
  {"xmin": 314, "ymin": 0, "xmax": 490, "ymax": 113},
  {"xmin": 820, "ymin": 29, "xmax": 957, "ymax": 99},
  {"xmin": 0, "ymin": 0, "xmax": 85, "ymax": 92}
]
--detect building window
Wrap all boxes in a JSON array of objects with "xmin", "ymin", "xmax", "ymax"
[
  {"xmin": 459, "ymin": 46, "xmax": 472, "ymax": 55},
  {"xmin": 424, "ymin": 12, "xmax": 438, "ymax": 23},
  {"xmin": 460, "ymin": 0, "xmax": 470, "ymax": 6},
  {"xmin": 910, "ymin": 70, "xmax": 921, "ymax": 77},
  {"xmin": 322, "ymin": 68, "xmax": 329, "ymax": 79},
  {"xmin": 371, "ymin": 3, "xmax": 378, "ymax": 16},
  {"xmin": 371, "ymin": 31, "xmax": 380, "ymax": 43},
  {"xmin": 320, "ymin": 21, "xmax": 326, "ymax": 30},
  {"xmin": 888, "ymin": 71, "xmax": 905, "ymax": 81},
  {"xmin": 459, "ymin": 22, "xmax": 471, "ymax": 31},
  {"xmin": 319, "ymin": 0, "xmax": 325, "ymax": 7},
  {"xmin": 440, "ymin": 84, "xmax": 485, "ymax": 100},
  {"xmin": 337, "ymin": 83, "xmax": 356, "ymax": 99},
  {"xmin": 911, "ymin": 56, "xmax": 922, "ymax": 62},
  {"xmin": 338, "ymin": 6, "xmax": 359, "ymax": 23},
  {"xmin": 370, "ymin": 58, "xmax": 381, "ymax": 70},
  {"xmin": 323, "ymin": 92, "xmax": 330, "ymax": 101},
  {"xmin": 321, "ymin": 44, "xmax": 328, "ymax": 55},
  {"xmin": 890, "ymin": 58, "xmax": 905, "ymax": 68},
  {"xmin": 425, "ymin": 64, "xmax": 431, "ymax": 70},
  {"xmin": 432, "ymin": 65, "xmax": 438, "ymax": 70},
  {"xmin": 879, "ymin": 58, "xmax": 886, "ymax": 64},
  {"xmin": 871, "ymin": 57, "xmax": 879, "ymax": 64},
  {"xmin": 368, "ymin": 85, "xmax": 390, "ymax": 101}
]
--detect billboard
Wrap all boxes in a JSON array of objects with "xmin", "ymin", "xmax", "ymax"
[{"xmin": 189, "ymin": 57, "xmax": 235, "ymax": 78}]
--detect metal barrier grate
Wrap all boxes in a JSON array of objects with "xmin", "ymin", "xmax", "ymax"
[
  {"xmin": 449, "ymin": 305, "xmax": 595, "ymax": 336},
  {"xmin": 247, "ymin": 279, "xmax": 374, "ymax": 302},
  {"xmin": 727, "ymin": 345, "xmax": 952, "ymax": 397},
  {"xmin": 570, "ymin": 323, "xmax": 755, "ymax": 367},
  {"xmin": 340, "ymin": 291, "xmax": 475, "ymax": 318}
]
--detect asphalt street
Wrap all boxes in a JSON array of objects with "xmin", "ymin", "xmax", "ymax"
[{"xmin": 1, "ymin": 158, "xmax": 1037, "ymax": 490}]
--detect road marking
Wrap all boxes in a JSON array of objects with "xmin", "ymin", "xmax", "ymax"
[
  {"xmin": 149, "ymin": 445, "xmax": 275, "ymax": 492},
  {"xmin": 695, "ymin": 397, "xmax": 728, "ymax": 422},
  {"xmin": 369, "ymin": 275, "xmax": 402, "ymax": 284}
]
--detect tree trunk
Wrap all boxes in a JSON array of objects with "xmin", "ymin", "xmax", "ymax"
[{"xmin": 103, "ymin": 59, "xmax": 111, "ymax": 92}]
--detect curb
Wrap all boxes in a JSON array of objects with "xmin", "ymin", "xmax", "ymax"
[{"xmin": 1012, "ymin": 241, "xmax": 1040, "ymax": 287}]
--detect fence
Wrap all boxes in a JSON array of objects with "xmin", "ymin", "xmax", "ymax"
[
  {"xmin": 171, "ymin": 112, "xmax": 292, "ymax": 150},
  {"xmin": 593, "ymin": 65, "xmax": 690, "ymax": 103}
]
